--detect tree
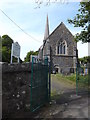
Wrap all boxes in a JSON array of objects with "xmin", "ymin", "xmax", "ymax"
[
  {"xmin": 1, "ymin": 35, "xmax": 22, "ymax": 63},
  {"xmin": 2, "ymin": 35, "xmax": 13, "ymax": 49},
  {"xmin": 24, "ymin": 50, "xmax": 38, "ymax": 62},
  {"xmin": 68, "ymin": 1, "xmax": 90, "ymax": 43},
  {"xmin": 1, "ymin": 35, "xmax": 13, "ymax": 62},
  {"xmin": 79, "ymin": 56, "xmax": 90, "ymax": 65},
  {"xmin": 0, "ymin": 36, "xmax": 2, "ymax": 62}
]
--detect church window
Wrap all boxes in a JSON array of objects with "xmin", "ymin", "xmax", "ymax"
[
  {"xmin": 57, "ymin": 46, "xmax": 59, "ymax": 54},
  {"xmin": 60, "ymin": 44, "xmax": 62, "ymax": 54},
  {"xmin": 63, "ymin": 45, "xmax": 66, "ymax": 54},
  {"xmin": 57, "ymin": 40, "xmax": 67, "ymax": 55}
]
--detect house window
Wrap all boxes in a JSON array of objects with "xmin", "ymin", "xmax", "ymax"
[{"xmin": 57, "ymin": 40, "xmax": 67, "ymax": 55}]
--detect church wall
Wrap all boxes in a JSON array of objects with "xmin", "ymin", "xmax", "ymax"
[
  {"xmin": 52, "ymin": 56, "xmax": 74, "ymax": 74},
  {"xmin": 48, "ymin": 23, "xmax": 77, "ymax": 74},
  {"xmin": 49, "ymin": 23, "xmax": 76, "ymax": 56},
  {"xmin": 41, "ymin": 21, "xmax": 77, "ymax": 74}
]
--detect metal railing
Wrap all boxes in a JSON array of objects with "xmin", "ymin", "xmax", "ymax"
[{"xmin": 30, "ymin": 57, "xmax": 51, "ymax": 112}]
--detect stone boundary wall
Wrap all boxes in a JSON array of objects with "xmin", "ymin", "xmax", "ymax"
[
  {"xmin": 0, "ymin": 63, "xmax": 2, "ymax": 120},
  {"xmin": 2, "ymin": 63, "xmax": 32, "ymax": 118}
]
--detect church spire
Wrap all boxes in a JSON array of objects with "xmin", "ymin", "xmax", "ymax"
[{"xmin": 44, "ymin": 14, "xmax": 49, "ymax": 40}]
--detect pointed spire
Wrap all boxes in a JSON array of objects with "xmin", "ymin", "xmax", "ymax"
[{"xmin": 44, "ymin": 14, "xmax": 49, "ymax": 40}]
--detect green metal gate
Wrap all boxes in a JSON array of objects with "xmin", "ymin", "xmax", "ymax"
[
  {"xmin": 76, "ymin": 63, "xmax": 89, "ymax": 95},
  {"xmin": 30, "ymin": 57, "xmax": 50, "ymax": 112}
]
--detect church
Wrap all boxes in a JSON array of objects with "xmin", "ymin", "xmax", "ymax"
[{"xmin": 38, "ymin": 15, "xmax": 77, "ymax": 74}]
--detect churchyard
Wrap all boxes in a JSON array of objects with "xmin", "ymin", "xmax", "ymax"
[{"xmin": 32, "ymin": 73, "xmax": 89, "ymax": 119}]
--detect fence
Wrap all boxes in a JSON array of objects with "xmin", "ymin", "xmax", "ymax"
[
  {"xmin": 30, "ymin": 57, "xmax": 50, "ymax": 112},
  {"xmin": 2, "ymin": 59, "xmax": 51, "ymax": 118},
  {"xmin": 76, "ymin": 63, "xmax": 89, "ymax": 95}
]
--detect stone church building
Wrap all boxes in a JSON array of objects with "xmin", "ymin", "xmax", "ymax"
[{"xmin": 38, "ymin": 15, "xmax": 77, "ymax": 74}]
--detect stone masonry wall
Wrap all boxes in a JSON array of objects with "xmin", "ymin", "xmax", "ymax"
[
  {"xmin": 48, "ymin": 22, "xmax": 77, "ymax": 73},
  {"xmin": 49, "ymin": 22, "xmax": 76, "ymax": 57},
  {"xmin": 52, "ymin": 56, "xmax": 74, "ymax": 74},
  {"xmin": 2, "ymin": 63, "xmax": 32, "ymax": 118}
]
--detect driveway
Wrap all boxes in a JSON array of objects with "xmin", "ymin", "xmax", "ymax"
[
  {"xmin": 51, "ymin": 74, "xmax": 76, "ymax": 94},
  {"xmin": 33, "ymin": 74, "xmax": 89, "ymax": 119}
]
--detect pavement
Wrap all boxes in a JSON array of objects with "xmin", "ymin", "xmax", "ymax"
[
  {"xmin": 33, "ymin": 92, "xmax": 89, "ymax": 119},
  {"xmin": 52, "ymin": 95, "xmax": 89, "ymax": 118}
]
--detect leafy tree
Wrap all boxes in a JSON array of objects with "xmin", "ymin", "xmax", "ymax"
[
  {"xmin": 79, "ymin": 56, "xmax": 90, "ymax": 65},
  {"xmin": 2, "ymin": 46, "xmax": 10, "ymax": 62},
  {"xmin": 68, "ymin": 1, "xmax": 90, "ymax": 43},
  {"xmin": 24, "ymin": 50, "xmax": 38, "ymax": 62},
  {"xmin": 1, "ymin": 35, "xmax": 22, "ymax": 63},
  {"xmin": 1, "ymin": 35, "xmax": 13, "ymax": 62},
  {"xmin": 0, "ymin": 36, "xmax": 2, "ymax": 61},
  {"xmin": 2, "ymin": 35, "xmax": 13, "ymax": 49}
]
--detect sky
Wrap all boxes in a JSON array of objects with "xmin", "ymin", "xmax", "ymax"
[{"xmin": 0, "ymin": 0, "xmax": 88, "ymax": 60}]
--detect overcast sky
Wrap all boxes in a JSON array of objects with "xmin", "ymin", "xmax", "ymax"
[{"xmin": 0, "ymin": 0, "xmax": 88, "ymax": 60}]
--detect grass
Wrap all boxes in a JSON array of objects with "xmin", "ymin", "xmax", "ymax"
[
  {"xmin": 77, "ymin": 74, "xmax": 88, "ymax": 87},
  {"xmin": 56, "ymin": 73, "xmax": 76, "ymax": 81},
  {"xmin": 51, "ymin": 89, "xmax": 57, "ymax": 97},
  {"xmin": 51, "ymin": 89, "xmax": 61, "ymax": 100},
  {"xmin": 51, "ymin": 73, "xmax": 89, "ymax": 99},
  {"xmin": 52, "ymin": 73, "xmax": 89, "ymax": 88},
  {"xmin": 53, "ymin": 73, "xmax": 88, "ymax": 85},
  {"xmin": 51, "ymin": 73, "xmax": 76, "ymax": 99},
  {"xmin": 53, "ymin": 73, "xmax": 76, "ymax": 85}
]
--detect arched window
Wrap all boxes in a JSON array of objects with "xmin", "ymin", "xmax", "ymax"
[
  {"xmin": 56, "ymin": 40, "xmax": 67, "ymax": 55},
  {"xmin": 63, "ymin": 45, "xmax": 65, "ymax": 54}
]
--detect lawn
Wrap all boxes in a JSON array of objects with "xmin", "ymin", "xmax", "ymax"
[
  {"xmin": 51, "ymin": 73, "xmax": 76, "ymax": 99},
  {"xmin": 51, "ymin": 73, "xmax": 89, "ymax": 99},
  {"xmin": 53, "ymin": 73, "xmax": 89, "ymax": 86},
  {"xmin": 53, "ymin": 73, "xmax": 76, "ymax": 85},
  {"xmin": 77, "ymin": 74, "xmax": 88, "ymax": 87},
  {"xmin": 52, "ymin": 73, "xmax": 89, "ymax": 90}
]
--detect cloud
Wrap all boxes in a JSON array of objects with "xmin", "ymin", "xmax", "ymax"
[
  {"xmin": 0, "ymin": 1, "xmax": 88, "ymax": 60},
  {"xmin": 0, "ymin": 18, "xmax": 43, "ymax": 61},
  {"xmin": 0, "ymin": 0, "xmax": 34, "ymax": 4},
  {"xmin": 71, "ymin": 30, "xmax": 81, "ymax": 35},
  {"xmin": 77, "ymin": 41, "xmax": 88, "ymax": 58},
  {"xmin": 11, "ymin": 32, "xmax": 43, "ymax": 61}
]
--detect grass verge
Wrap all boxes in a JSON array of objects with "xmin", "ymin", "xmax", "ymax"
[{"xmin": 52, "ymin": 73, "xmax": 76, "ymax": 86}]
